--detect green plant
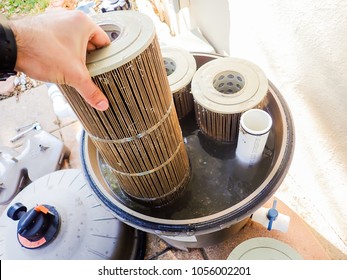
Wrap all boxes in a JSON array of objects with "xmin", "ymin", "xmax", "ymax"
[{"xmin": 0, "ymin": 0, "xmax": 50, "ymax": 16}]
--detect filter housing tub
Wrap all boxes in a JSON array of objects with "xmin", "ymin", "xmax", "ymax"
[{"xmin": 81, "ymin": 53, "xmax": 294, "ymax": 248}]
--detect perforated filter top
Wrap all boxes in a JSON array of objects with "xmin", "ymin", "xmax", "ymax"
[
  {"xmin": 161, "ymin": 46, "xmax": 196, "ymax": 93},
  {"xmin": 192, "ymin": 57, "xmax": 268, "ymax": 114}
]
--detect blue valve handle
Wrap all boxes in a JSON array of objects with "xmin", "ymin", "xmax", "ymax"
[{"xmin": 266, "ymin": 200, "xmax": 279, "ymax": 231}]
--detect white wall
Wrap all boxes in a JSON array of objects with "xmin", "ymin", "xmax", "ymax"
[{"xmin": 188, "ymin": 0, "xmax": 347, "ymax": 255}]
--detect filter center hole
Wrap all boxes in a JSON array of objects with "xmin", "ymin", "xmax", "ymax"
[
  {"xmin": 100, "ymin": 23, "xmax": 121, "ymax": 42},
  {"xmin": 213, "ymin": 71, "xmax": 245, "ymax": 94},
  {"xmin": 163, "ymin": 57, "xmax": 177, "ymax": 76}
]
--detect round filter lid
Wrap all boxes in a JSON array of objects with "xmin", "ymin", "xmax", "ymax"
[
  {"xmin": 227, "ymin": 237, "xmax": 303, "ymax": 260},
  {"xmin": 0, "ymin": 169, "xmax": 145, "ymax": 260},
  {"xmin": 191, "ymin": 57, "xmax": 268, "ymax": 114},
  {"xmin": 161, "ymin": 46, "xmax": 197, "ymax": 93},
  {"xmin": 86, "ymin": 11, "xmax": 156, "ymax": 76}
]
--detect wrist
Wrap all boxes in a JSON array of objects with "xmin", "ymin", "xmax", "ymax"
[{"xmin": 8, "ymin": 17, "xmax": 36, "ymax": 75}]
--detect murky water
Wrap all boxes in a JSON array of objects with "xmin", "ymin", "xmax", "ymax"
[{"xmin": 100, "ymin": 111, "xmax": 275, "ymax": 220}]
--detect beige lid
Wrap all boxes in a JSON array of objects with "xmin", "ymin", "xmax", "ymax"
[
  {"xmin": 160, "ymin": 47, "xmax": 197, "ymax": 93},
  {"xmin": 191, "ymin": 57, "xmax": 268, "ymax": 114},
  {"xmin": 227, "ymin": 237, "xmax": 303, "ymax": 260},
  {"xmin": 86, "ymin": 11, "xmax": 156, "ymax": 76}
]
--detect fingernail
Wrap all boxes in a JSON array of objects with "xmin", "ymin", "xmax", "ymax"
[{"xmin": 96, "ymin": 100, "xmax": 109, "ymax": 111}]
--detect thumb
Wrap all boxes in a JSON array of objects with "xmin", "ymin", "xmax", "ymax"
[{"xmin": 73, "ymin": 73, "xmax": 109, "ymax": 111}]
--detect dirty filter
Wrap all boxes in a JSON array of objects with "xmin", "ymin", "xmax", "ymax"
[
  {"xmin": 161, "ymin": 46, "xmax": 197, "ymax": 119},
  {"xmin": 58, "ymin": 11, "xmax": 190, "ymax": 206},
  {"xmin": 191, "ymin": 57, "xmax": 268, "ymax": 143}
]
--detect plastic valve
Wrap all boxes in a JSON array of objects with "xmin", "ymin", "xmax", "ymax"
[{"xmin": 266, "ymin": 200, "xmax": 279, "ymax": 231}]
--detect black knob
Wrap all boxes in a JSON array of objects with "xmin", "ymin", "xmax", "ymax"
[
  {"xmin": 17, "ymin": 207, "xmax": 47, "ymax": 240},
  {"xmin": 7, "ymin": 202, "xmax": 27, "ymax": 221},
  {"xmin": 7, "ymin": 203, "xmax": 60, "ymax": 249}
]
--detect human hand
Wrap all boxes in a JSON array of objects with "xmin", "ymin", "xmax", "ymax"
[{"xmin": 10, "ymin": 9, "xmax": 110, "ymax": 111}]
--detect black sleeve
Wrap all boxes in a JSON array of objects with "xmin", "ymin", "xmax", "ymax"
[{"xmin": 0, "ymin": 16, "xmax": 17, "ymax": 81}]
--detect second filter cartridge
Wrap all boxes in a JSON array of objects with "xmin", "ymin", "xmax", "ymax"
[
  {"xmin": 161, "ymin": 46, "xmax": 197, "ymax": 119},
  {"xmin": 191, "ymin": 57, "xmax": 269, "ymax": 143}
]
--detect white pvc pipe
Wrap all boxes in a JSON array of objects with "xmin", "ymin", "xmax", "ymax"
[{"xmin": 236, "ymin": 109, "xmax": 272, "ymax": 166}]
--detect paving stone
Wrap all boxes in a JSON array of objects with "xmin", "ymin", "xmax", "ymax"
[
  {"xmin": 155, "ymin": 250, "xmax": 178, "ymax": 260},
  {"xmin": 0, "ymin": 84, "xmax": 59, "ymax": 148},
  {"xmin": 51, "ymin": 120, "xmax": 83, "ymax": 170},
  {"xmin": 0, "ymin": 76, "xmax": 16, "ymax": 96},
  {"xmin": 144, "ymin": 234, "xmax": 170, "ymax": 260},
  {"xmin": 156, "ymin": 248, "xmax": 205, "ymax": 260}
]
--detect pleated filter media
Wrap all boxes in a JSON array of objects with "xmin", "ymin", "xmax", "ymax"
[
  {"xmin": 59, "ymin": 11, "xmax": 191, "ymax": 206},
  {"xmin": 191, "ymin": 57, "xmax": 269, "ymax": 143},
  {"xmin": 161, "ymin": 46, "xmax": 197, "ymax": 119}
]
